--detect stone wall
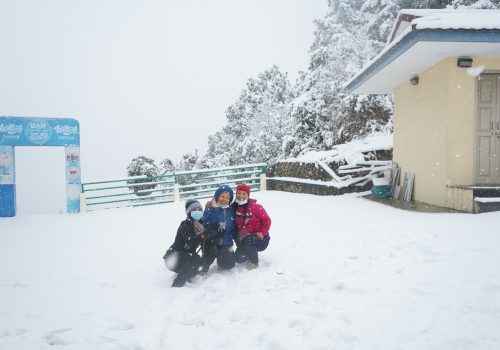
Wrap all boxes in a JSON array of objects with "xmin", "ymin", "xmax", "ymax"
[
  {"xmin": 266, "ymin": 179, "xmax": 372, "ymax": 196},
  {"xmin": 265, "ymin": 149, "xmax": 392, "ymax": 196}
]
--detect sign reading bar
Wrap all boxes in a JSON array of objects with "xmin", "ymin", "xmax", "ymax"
[{"xmin": 0, "ymin": 117, "xmax": 80, "ymax": 147}]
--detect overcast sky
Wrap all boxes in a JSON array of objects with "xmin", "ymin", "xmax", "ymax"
[{"xmin": 0, "ymin": 0, "xmax": 327, "ymax": 214}]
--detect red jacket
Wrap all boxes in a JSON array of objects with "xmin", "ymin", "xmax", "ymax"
[{"xmin": 233, "ymin": 199, "xmax": 271, "ymax": 239}]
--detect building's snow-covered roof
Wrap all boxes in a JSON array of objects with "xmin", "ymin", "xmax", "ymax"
[
  {"xmin": 411, "ymin": 10, "xmax": 500, "ymax": 30},
  {"xmin": 345, "ymin": 9, "xmax": 500, "ymax": 95},
  {"xmin": 390, "ymin": 10, "xmax": 500, "ymax": 42}
]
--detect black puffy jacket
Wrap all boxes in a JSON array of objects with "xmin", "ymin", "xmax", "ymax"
[{"xmin": 169, "ymin": 218, "xmax": 204, "ymax": 254}]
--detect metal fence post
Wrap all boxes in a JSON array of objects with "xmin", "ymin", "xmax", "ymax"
[
  {"xmin": 260, "ymin": 173, "xmax": 267, "ymax": 192},
  {"xmin": 173, "ymin": 183, "xmax": 180, "ymax": 201},
  {"xmin": 79, "ymin": 192, "xmax": 87, "ymax": 213}
]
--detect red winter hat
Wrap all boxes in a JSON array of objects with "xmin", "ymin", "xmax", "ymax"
[{"xmin": 236, "ymin": 183, "xmax": 251, "ymax": 195}]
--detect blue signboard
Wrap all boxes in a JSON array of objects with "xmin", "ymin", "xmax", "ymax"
[
  {"xmin": 0, "ymin": 116, "xmax": 81, "ymax": 217},
  {"xmin": 0, "ymin": 117, "xmax": 80, "ymax": 147},
  {"xmin": 65, "ymin": 146, "xmax": 81, "ymax": 213},
  {"xmin": 0, "ymin": 146, "xmax": 16, "ymax": 217},
  {"xmin": 0, "ymin": 145, "xmax": 15, "ymax": 184}
]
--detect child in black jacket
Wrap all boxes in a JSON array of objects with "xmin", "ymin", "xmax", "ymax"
[{"xmin": 163, "ymin": 199, "xmax": 205, "ymax": 287}]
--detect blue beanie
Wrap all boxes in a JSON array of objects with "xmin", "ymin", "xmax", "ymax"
[{"xmin": 214, "ymin": 184, "xmax": 233, "ymax": 203}]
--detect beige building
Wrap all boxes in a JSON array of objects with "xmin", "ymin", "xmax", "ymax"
[{"xmin": 345, "ymin": 9, "xmax": 500, "ymax": 213}]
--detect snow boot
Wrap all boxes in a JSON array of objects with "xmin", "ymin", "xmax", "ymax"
[
  {"xmin": 171, "ymin": 274, "xmax": 188, "ymax": 288},
  {"xmin": 246, "ymin": 261, "xmax": 259, "ymax": 270}
]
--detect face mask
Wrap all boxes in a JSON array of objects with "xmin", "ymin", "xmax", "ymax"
[
  {"xmin": 235, "ymin": 199, "xmax": 248, "ymax": 205},
  {"xmin": 220, "ymin": 204, "xmax": 229, "ymax": 209},
  {"xmin": 190, "ymin": 211, "xmax": 203, "ymax": 221}
]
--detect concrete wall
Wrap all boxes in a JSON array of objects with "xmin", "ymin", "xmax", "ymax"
[{"xmin": 393, "ymin": 56, "xmax": 500, "ymax": 211}]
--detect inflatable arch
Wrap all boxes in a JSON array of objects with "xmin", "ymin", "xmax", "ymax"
[{"xmin": 0, "ymin": 116, "xmax": 81, "ymax": 217}]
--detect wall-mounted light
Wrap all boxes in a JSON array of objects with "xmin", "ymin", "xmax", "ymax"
[
  {"xmin": 457, "ymin": 57, "xmax": 473, "ymax": 68},
  {"xmin": 410, "ymin": 76, "xmax": 419, "ymax": 86}
]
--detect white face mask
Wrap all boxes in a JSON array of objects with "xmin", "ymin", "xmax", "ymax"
[{"xmin": 235, "ymin": 199, "xmax": 248, "ymax": 205}]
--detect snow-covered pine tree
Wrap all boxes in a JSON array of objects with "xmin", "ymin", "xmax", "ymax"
[
  {"xmin": 399, "ymin": 0, "xmax": 452, "ymax": 10},
  {"xmin": 288, "ymin": 0, "xmax": 397, "ymax": 156},
  {"xmin": 126, "ymin": 156, "xmax": 158, "ymax": 196},
  {"xmin": 361, "ymin": 0, "xmax": 400, "ymax": 45},
  {"xmin": 250, "ymin": 68, "xmax": 294, "ymax": 163},
  {"xmin": 177, "ymin": 151, "xmax": 199, "ymax": 171},
  {"xmin": 199, "ymin": 65, "xmax": 293, "ymax": 165},
  {"xmin": 158, "ymin": 158, "xmax": 175, "ymax": 175},
  {"xmin": 199, "ymin": 131, "xmax": 231, "ymax": 168}
]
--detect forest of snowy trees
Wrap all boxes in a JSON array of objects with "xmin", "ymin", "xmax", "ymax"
[{"xmin": 128, "ymin": 0, "xmax": 500, "ymax": 175}]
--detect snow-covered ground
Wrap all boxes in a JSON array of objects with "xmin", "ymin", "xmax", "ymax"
[{"xmin": 1, "ymin": 191, "xmax": 500, "ymax": 350}]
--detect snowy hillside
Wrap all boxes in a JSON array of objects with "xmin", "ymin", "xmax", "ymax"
[{"xmin": 1, "ymin": 191, "xmax": 500, "ymax": 349}]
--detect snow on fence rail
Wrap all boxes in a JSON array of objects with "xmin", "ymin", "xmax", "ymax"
[{"xmin": 80, "ymin": 164, "xmax": 266, "ymax": 212}]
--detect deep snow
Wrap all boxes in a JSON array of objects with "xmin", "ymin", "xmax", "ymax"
[{"xmin": 1, "ymin": 191, "xmax": 500, "ymax": 349}]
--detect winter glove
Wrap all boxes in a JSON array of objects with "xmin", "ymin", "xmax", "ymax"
[
  {"xmin": 217, "ymin": 222, "xmax": 226, "ymax": 237},
  {"xmin": 214, "ymin": 223, "xmax": 227, "ymax": 244},
  {"xmin": 218, "ymin": 222, "xmax": 226, "ymax": 234},
  {"xmin": 204, "ymin": 223, "xmax": 223, "ymax": 241}
]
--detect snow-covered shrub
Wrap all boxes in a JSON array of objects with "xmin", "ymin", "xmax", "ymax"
[{"xmin": 126, "ymin": 156, "xmax": 158, "ymax": 197}]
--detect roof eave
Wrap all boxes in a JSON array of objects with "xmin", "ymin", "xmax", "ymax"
[{"xmin": 344, "ymin": 28, "xmax": 500, "ymax": 95}]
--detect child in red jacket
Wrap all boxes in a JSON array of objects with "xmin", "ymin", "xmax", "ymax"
[{"xmin": 232, "ymin": 184, "xmax": 271, "ymax": 270}]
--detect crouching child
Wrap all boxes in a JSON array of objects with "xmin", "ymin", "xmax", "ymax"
[
  {"xmin": 163, "ymin": 199, "xmax": 205, "ymax": 287},
  {"xmin": 200, "ymin": 184, "xmax": 236, "ymax": 273}
]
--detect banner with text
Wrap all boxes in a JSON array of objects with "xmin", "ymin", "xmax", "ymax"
[{"xmin": 0, "ymin": 117, "xmax": 80, "ymax": 147}]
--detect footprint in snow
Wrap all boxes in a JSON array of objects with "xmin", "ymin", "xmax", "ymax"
[
  {"xmin": 107, "ymin": 321, "xmax": 134, "ymax": 331},
  {"xmin": 338, "ymin": 313, "xmax": 352, "ymax": 325},
  {"xmin": 0, "ymin": 328, "xmax": 29, "ymax": 337},
  {"xmin": 275, "ymin": 265, "xmax": 285, "ymax": 275},
  {"xmin": 13, "ymin": 282, "xmax": 28, "ymax": 288},
  {"xmin": 44, "ymin": 328, "xmax": 72, "ymax": 346},
  {"xmin": 113, "ymin": 342, "xmax": 145, "ymax": 350}
]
